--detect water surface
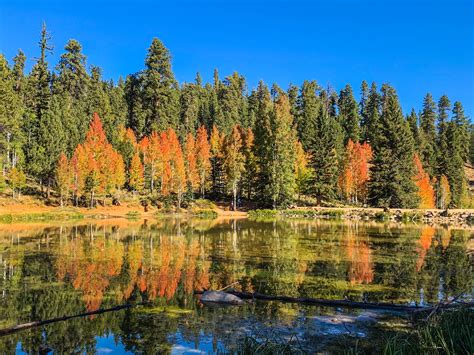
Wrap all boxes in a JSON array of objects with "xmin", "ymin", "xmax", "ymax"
[{"xmin": 0, "ymin": 218, "xmax": 472, "ymax": 353}]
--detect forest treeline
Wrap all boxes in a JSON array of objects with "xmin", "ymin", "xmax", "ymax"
[{"xmin": 1, "ymin": 24, "xmax": 473, "ymax": 209}]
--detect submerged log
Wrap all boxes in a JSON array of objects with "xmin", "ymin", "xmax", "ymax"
[
  {"xmin": 194, "ymin": 290, "xmax": 474, "ymax": 312},
  {"xmin": 0, "ymin": 303, "xmax": 137, "ymax": 337}
]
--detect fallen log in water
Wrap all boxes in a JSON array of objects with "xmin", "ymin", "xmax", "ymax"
[
  {"xmin": 194, "ymin": 290, "xmax": 474, "ymax": 313},
  {"xmin": 0, "ymin": 303, "xmax": 137, "ymax": 337}
]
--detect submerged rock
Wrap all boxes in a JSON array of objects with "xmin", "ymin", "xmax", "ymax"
[{"xmin": 200, "ymin": 291, "xmax": 244, "ymax": 305}]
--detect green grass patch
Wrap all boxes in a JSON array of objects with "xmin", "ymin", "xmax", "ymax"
[
  {"xmin": 383, "ymin": 307, "xmax": 474, "ymax": 354},
  {"xmin": 125, "ymin": 210, "xmax": 141, "ymax": 219},
  {"xmin": 248, "ymin": 209, "xmax": 279, "ymax": 220},
  {"xmin": 0, "ymin": 212, "xmax": 84, "ymax": 224},
  {"xmin": 192, "ymin": 209, "xmax": 218, "ymax": 219}
]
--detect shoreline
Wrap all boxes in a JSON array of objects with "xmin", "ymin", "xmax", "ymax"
[{"xmin": 0, "ymin": 202, "xmax": 473, "ymax": 227}]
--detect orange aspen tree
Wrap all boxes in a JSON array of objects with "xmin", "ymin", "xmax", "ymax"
[
  {"xmin": 240, "ymin": 127, "xmax": 257, "ymax": 200},
  {"xmin": 195, "ymin": 125, "xmax": 211, "ymax": 197},
  {"xmin": 210, "ymin": 125, "xmax": 224, "ymax": 195},
  {"xmin": 129, "ymin": 152, "xmax": 144, "ymax": 193},
  {"xmin": 339, "ymin": 139, "xmax": 372, "ymax": 204},
  {"xmin": 222, "ymin": 126, "xmax": 245, "ymax": 211},
  {"xmin": 412, "ymin": 153, "xmax": 435, "ymax": 208},
  {"xmin": 67, "ymin": 113, "xmax": 125, "ymax": 206},
  {"xmin": 167, "ymin": 128, "xmax": 186, "ymax": 208},
  {"xmin": 184, "ymin": 132, "xmax": 199, "ymax": 192}
]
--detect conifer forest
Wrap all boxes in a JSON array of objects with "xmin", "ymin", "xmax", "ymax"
[{"xmin": 0, "ymin": 24, "xmax": 473, "ymax": 210}]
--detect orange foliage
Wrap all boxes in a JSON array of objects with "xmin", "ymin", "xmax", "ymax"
[
  {"xmin": 339, "ymin": 139, "xmax": 373, "ymax": 204},
  {"xmin": 129, "ymin": 152, "xmax": 144, "ymax": 192},
  {"xmin": 413, "ymin": 154, "xmax": 435, "ymax": 208},
  {"xmin": 184, "ymin": 133, "xmax": 199, "ymax": 190},
  {"xmin": 346, "ymin": 231, "xmax": 374, "ymax": 285},
  {"xmin": 66, "ymin": 113, "xmax": 125, "ymax": 203},
  {"xmin": 195, "ymin": 126, "xmax": 211, "ymax": 197},
  {"xmin": 416, "ymin": 227, "xmax": 436, "ymax": 271}
]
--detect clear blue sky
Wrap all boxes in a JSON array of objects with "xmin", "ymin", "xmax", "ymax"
[{"xmin": 1, "ymin": 0, "xmax": 473, "ymax": 118}]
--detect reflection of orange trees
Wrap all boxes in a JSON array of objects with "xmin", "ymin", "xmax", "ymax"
[
  {"xmin": 346, "ymin": 230, "xmax": 374, "ymax": 285},
  {"xmin": 56, "ymin": 236, "xmax": 124, "ymax": 312},
  {"xmin": 416, "ymin": 227, "xmax": 436, "ymax": 271},
  {"xmin": 121, "ymin": 237, "xmax": 210, "ymax": 301}
]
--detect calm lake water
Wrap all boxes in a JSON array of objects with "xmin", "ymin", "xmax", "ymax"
[{"xmin": 0, "ymin": 218, "xmax": 472, "ymax": 353}]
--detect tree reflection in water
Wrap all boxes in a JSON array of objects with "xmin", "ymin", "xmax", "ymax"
[{"xmin": 0, "ymin": 219, "xmax": 471, "ymax": 353}]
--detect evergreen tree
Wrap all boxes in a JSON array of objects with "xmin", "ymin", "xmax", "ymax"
[
  {"xmin": 419, "ymin": 93, "xmax": 437, "ymax": 176},
  {"xmin": 338, "ymin": 84, "xmax": 360, "ymax": 144},
  {"xmin": 12, "ymin": 49, "xmax": 26, "ymax": 93},
  {"xmin": 361, "ymin": 82, "xmax": 381, "ymax": 144},
  {"xmin": 452, "ymin": 101, "xmax": 470, "ymax": 162},
  {"xmin": 436, "ymin": 95, "xmax": 451, "ymax": 177},
  {"xmin": 56, "ymin": 39, "xmax": 89, "ymax": 99},
  {"xmin": 268, "ymin": 90, "xmax": 297, "ymax": 207},
  {"xmin": 407, "ymin": 109, "xmax": 420, "ymax": 150},
  {"xmin": 0, "ymin": 55, "xmax": 23, "ymax": 171},
  {"xmin": 216, "ymin": 72, "xmax": 247, "ymax": 133},
  {"xmin": 142, "ymin": 38, "xmax": 179, "ymax": 134},
  {"xmin": 307, "ymin": 92, "xmax": 343, "ymax": 205},
  {"xmin": 252, "ymin": 81, "xmax": 273, "ymax": 204},
  {"xmin": 124, "ymin": 73, "xmax": 146, "ymax": 137},
  {"xmin": 296, "ymin": 80, "xmax": 320, "ymax": 151},
  {"xmin": 368, "ymin": 85, "xmax": 419, "ymax": 208}
]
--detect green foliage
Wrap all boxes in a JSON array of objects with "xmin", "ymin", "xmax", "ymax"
[
  {"xmin": 125, "ymin": 210, "xmax": 141, "ymax": 220},
  {"xmin": 383, "ymin": 307, "xmax": 474, "ymax": 355},
  {"xmin": 369, "ymin": 85, "xmax": 419, "ymax": 208}
]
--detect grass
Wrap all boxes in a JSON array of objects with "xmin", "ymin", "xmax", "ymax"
[
  {"xmin": 222, "ymin": 335, "xmax": 304, "ymax": 355},
  {"xmin": 383, "ymin": 307, "xmax": 474, "ymax": 355},
  {"xmin": 192, "ymin": 209, "xmax": 218, "ymax": 219},
  {"xmin": 0, "ymin": 211, "xmax": 84, "ymax": 224},
  {"xmin": 125, "ymin": 210, "xmax": 141, "ymax": 220},
  {"xmin": 248, "ymin": 208, "xmax": 344, "ymax": 221}
]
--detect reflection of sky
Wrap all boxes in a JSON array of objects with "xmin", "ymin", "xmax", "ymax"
[
  {"xmin": 171, "ymin": 330, "xmax": 219, "ymax": 354},
  {"xmin": 96, "ymin": 335, "xmax": 133, "ymax": 354}
]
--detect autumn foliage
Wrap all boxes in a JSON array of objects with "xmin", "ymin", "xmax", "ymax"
[
  {"xmin": 339, "ymin": 139, "xmax": 373, "ymax": 204},
  {"xmin": 413, "ymin": 154, "xmax": 435, "ymax": 208},
  {"xmin": 57, "ymin": 113, "xmax": 125, "ymax": 206}
]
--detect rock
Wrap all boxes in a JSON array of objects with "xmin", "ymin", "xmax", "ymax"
[{"xmin": 200, "ymin": 291, "xmax": 244, "ymax": 305}]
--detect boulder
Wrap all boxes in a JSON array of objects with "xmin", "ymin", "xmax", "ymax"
[{"xmin": 200, "ymin": 291, "xmax": 244, "ymax": 305}]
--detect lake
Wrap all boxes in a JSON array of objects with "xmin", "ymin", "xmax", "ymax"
[{"xmin": 0, "ymin": 218, "xmax": 472, "ymax": 353}]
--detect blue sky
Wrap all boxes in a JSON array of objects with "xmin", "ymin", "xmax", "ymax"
[{"xmin": 1, "ymin": 0, "xmax": 473, "ymax": 118}]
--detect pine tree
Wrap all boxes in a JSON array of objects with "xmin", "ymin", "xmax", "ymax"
[
  {"xmin": 56, "ymin": 39, "xmax": 89, "ymax": 99},
  {"xmin": 268, "ymin": 90, "xmax": 297, "ymax": 207},
  {"xmin": 407, "ymin": 109, "xmax": 420, "ymax": 150},
  {"xmin": 0, "ymin": 55, "xmax": 23, "ymax": 172},
  {"xmin": 253, "ymin": 81, "xmax": 273, "ymax": 203},
  {"xmin": 419, "ymin": 93, "xmax": 437, "ymax": 176},
  {"xmin": 296, "ymin": 80, "xmax": 320, "ymax": 151},
  {"xmin": 216, "ymin": 72, "xmax": 247, "ymax": 133},
  {"xmin": 142, "ymin": 38, "xmax": 179, "ymax": 133},
  {"xmin": 308, "ymin": 94, "xmax": 343, "ymax": 205},
  {"xmin": 452, "ymin": 101, "xmax": 470, "ymax": 162},
  {"xmin": 240, "ymin": 127, "xmax": 257, "ymax": 200},
  {"xmin": 338, "ymin": 84, "xmax": 360, "ymax": 144},
  {"xmin": 436, "ymin": 95, "xmax": 451, "ymax": 177},
  {"xmin": 361, "ymin": 82, "xmax": 380, "ymax": 144},
  {"xmin": 369, "ymin": 85, "xmax": 419, "ymax": 208}
]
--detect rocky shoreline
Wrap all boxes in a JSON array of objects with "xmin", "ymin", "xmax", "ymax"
[{"xmin": 276, "ymin": 207, "xmax": 474, "ymax": 226}]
